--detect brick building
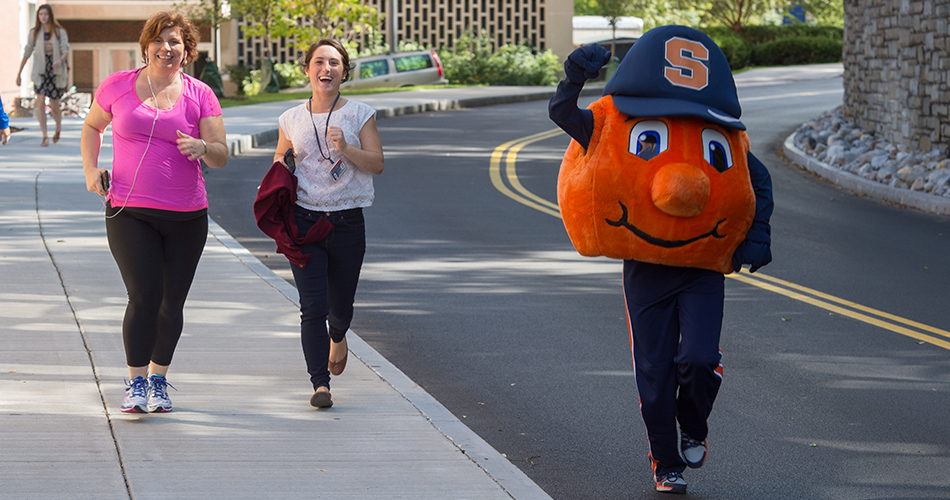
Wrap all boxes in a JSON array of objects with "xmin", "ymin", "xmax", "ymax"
[{"xmin": 842, "ymin": 0, "xmax": 950, "ymax": 153}]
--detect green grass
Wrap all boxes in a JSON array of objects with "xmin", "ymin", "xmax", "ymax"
[{"xmin": 219, "ymin": 84, "xmax": 480, "ymax": 108}]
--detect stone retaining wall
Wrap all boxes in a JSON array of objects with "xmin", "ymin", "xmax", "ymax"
[{"xmin": 842, "ymin": 0, "xmax": 950, "ymax": 154}]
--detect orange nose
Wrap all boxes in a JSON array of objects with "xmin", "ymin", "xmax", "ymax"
[{"xmin": 651, "ymin": 163, "xmax": 710, "ymax": 217}]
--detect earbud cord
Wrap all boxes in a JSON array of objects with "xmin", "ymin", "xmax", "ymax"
[{"xmin": 104, "ymin": 67, "xmax": 168, "ymax": 219}]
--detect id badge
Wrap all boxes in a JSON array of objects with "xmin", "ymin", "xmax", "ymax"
[{"xmin": 330, "ymin": 158, "xmax": 346, "ymax": 181}]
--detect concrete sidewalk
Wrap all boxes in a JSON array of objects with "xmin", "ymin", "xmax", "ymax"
[{"xmin": 0, "ymin": 86, "xmax": 562, "ymax": 499}]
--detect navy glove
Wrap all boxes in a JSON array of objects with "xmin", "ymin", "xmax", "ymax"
[
  {"xmin": 732, "ymin": 239, "xmax": 772, "ymax": 273},
  {"xmin": 565, "ymin": 44, "xmax": 611, "ymax": 84}
]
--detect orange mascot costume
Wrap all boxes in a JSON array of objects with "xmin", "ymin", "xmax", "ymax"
[{"xmin": 549, "ymin": 25, "xmax": 773, "ymax": 494}]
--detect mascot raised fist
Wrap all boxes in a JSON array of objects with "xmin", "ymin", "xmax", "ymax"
[{"xmin": 549, "ymin": 25, "xmax": 773, "ymax": 494}]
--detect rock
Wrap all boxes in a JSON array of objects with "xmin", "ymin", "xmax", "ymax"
[
  {"xmin": 793, "ymin": 108, "xmax": 950, "ymax": 202},
  {"xmin": 858, "ymin": 150, "xmax": 887, "ymax": 164},
  {"xmin": 904, "ymin": 167, "xmax": 928, "ymax": 184}
]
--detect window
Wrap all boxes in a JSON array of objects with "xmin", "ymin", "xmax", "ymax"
[
  {"xmin": 394, "ymin": 54, "xmax": 432, "ymax": 72},
  {"xmin": 359, "ymin": 60, "xmax": 389, "ymax": 79}
]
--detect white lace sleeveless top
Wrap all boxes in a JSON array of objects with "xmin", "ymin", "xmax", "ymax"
[{"xmin": 278, "ymin": 99, "xmax": 377, "ymax": 211}]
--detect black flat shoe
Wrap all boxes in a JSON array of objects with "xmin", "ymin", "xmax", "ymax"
[
  {"xmin": 329, "ymin": 337, "xmax": 348, "ymax": 376},
  {"xmin": 310, "ymin": 388, "xmax": 332, "ymax": 408}
]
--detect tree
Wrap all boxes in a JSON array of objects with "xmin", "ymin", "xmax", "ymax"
[
  {"xmin": 287, "ymin": 0, "xmax": 381, "ymax": 51},
  {"xmin": 792, "ymin": 0, "xmax": 844, "ymax": 26},
  {"xmin": 577, "ymin": 0, "xmax": 703, "ymax": 31},
  {"xmin": 575, "ymin": 0, "xmax": 600, "ymax": 15},
  {"xmin": 228, "ymin": 0, "xmax": 296, "ymax": 59},
  {"xmin": 173, "ymin": 0, "xmax": 230, "ymax": 67},
  {"xmin": 597, "ymin": 0, "xmax": 632, "ymax": 57},
  {"xmin": 701, "ymin": 0, "xmax": 773, "ymax": 32},
  {"xmin": 633, "ymin": 0, "xmax": 703, "ymax": 29}
]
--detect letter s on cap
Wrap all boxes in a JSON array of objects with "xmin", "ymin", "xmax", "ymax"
[{"xmin": 664, "ymin": 37, "xmax": 709, "ymax": 91}]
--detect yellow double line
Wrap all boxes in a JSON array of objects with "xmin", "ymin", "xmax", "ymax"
[
  {"xmin": 489, "ymin": 128, "xmax": 563, "ymax": 218},
  {"xmin": 490, "ymin": 130, "xmax": 950, "ymax": 351},
  {"xmin": 730, "ymin": 270, "xmax": 950, "ymax": 350}
]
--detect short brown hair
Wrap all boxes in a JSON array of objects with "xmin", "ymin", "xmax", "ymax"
[
  {"xmin": 139, "ymin": 11, "xmax": 200, "ymax": 66},
  {"xmin": 303, "ymin": 40, "xmax": 351, "ymax": 83}
]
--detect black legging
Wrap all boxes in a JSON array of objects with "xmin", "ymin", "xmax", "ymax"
[{"xmin": 106, "ymin": 208, "xmax": 207, "ymax": 367}]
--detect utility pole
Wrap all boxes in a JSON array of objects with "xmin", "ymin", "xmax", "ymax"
[
  {"xmin": 213, "ymin": 0, "xmax": 221, "ymax": 68},
  {"xmin": 389, "ymin": 0, "xmax": 398, "ymax": 53}
]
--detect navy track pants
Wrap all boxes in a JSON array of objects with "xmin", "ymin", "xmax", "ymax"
[{"xmin": 623, "ymin": 260, "xmax": 724, "ymax": 477}]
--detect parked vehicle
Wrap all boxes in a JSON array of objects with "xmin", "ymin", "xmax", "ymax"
[{"xmin": 341, "ymin": 50, "xmax": 448, "ymax": 91}]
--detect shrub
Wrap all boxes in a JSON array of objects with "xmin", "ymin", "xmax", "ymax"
[
  {"xmin": 704, "ymin": 25, "xmax": 842, "ymax": 45},
  {"xmin": 274, "ymin": 62, "xmax": 309, "ymax": 89},
  {"xmin": 735, "ymin": 25, "xmax": 843, "ymax": 44},
  {"xmin": 750, "ymin": 36, "xmax": 843, "ymax": 66},
  {"xmin": 699, "ymin": 24, "xmax": 843, "ymax": 70},
  {"xmin": 235, "ymin": 61, "xmax": 310, "ymax": 95},
  {"xmin": 439, "ymin": 32, "xmax": 495, "ymax": 84},
  {"xmin": 484, "ymin": 44, "xmax": 560, "ymax": 85},
  {"xmin": 226, "ymin": 65, "xmax": 252, "ymax": 96},
  {"xmin": 242, "ymin": 69, "xmax": 262, "ymax": 95},
  {"xmin": 708, "ymin": 33, "xmax": 752, "ymax": 70},
  {"xmin": 439, "ymin": 31, "xmax": 559, "ymax": 86}
]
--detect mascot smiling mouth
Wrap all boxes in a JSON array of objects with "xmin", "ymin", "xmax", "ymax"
[{"xmin": 605, "ymin": 201, "xmax": 727, "ymax": 248}]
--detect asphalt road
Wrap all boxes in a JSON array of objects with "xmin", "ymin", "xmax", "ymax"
[{"xmin": 205, "ymin": 72, "xmax": 950, "ymax": 499}]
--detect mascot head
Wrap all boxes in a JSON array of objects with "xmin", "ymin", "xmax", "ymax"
[{"xmin": 557, "ymin": 25, "xmax": 755, "ymax": 273}]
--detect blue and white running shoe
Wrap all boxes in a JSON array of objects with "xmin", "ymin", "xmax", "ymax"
[
  {"xmin": 146, "ymin": 374, "xmax": 176, "ymax": 413},
  {"xmin": 121, "ymin": 376, "xmax": 148, "ymax": 413}
]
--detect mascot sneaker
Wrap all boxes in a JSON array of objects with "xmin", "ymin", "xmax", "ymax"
[
  {"xmin": 121, "ymin": 376, "xmax": 148, "ymax": 413},
  {"xmin": 655, "ymin": 471, "xmax": 687, "ymax": 494},
  {"xmin": 680, "ymin": 432, "xmax": 707, "ymax": 468}
]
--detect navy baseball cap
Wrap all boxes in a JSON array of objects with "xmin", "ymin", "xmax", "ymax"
[{"xmin": 603, "ymin": 25, "xmax": 745, "ymax": 130}]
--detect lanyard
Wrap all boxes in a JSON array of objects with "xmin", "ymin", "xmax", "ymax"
[{"xmin": 308, "ymin": 93, "xmax": 341, "ymax": 163}]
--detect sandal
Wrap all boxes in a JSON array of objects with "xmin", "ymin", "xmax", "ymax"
[
  {"xmin": 41, "ymin": 137, "xmax": 49, "ymax": 147},
  {"xmin": 53, "ymin": 129, "xmax": 60, "ymax": 144}
]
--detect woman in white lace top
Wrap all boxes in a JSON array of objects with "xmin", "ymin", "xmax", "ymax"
[{"xmin": 273, "ymin": 39, "xmax": 384, "ymax": 408}]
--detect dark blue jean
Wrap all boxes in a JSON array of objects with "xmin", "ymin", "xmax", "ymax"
[{"xmin": 290, "ymin": 206, "xmax": 366, "ymax": 390}]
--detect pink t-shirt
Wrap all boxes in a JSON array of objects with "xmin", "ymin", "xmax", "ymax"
[{"xmin": 96, "ymin": 69, "xmax": 221, "ymax": 212}]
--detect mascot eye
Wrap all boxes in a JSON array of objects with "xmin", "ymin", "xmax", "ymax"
[
  {"xmin": 629, "ymin": 121, "xmax": 669, "ymax": 161},
  {"xmin": 702, "ymin": 129, "xmax": 734, "ymax": 173}
]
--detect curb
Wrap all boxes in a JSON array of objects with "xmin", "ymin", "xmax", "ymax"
[
  {"xmin": 783, "ymin": 132, "xmax": 950, "ymax": 216},
  {"xmin": 225, "ymin": 85, "xmax": 604, "ymax": 157}
]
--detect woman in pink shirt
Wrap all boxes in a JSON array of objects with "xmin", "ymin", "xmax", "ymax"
[{"xmin": 80, "ymin": 11, "xmax": 227, "ymax": 414}]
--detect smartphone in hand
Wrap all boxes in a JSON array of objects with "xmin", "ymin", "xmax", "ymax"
[
  {"xmin": 100, "ymin": 170, "xmax": 110, "ymax": 191},
  {"xmin": 283, "ymin": 147, "xmax": 296, "ymax": 174}
]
